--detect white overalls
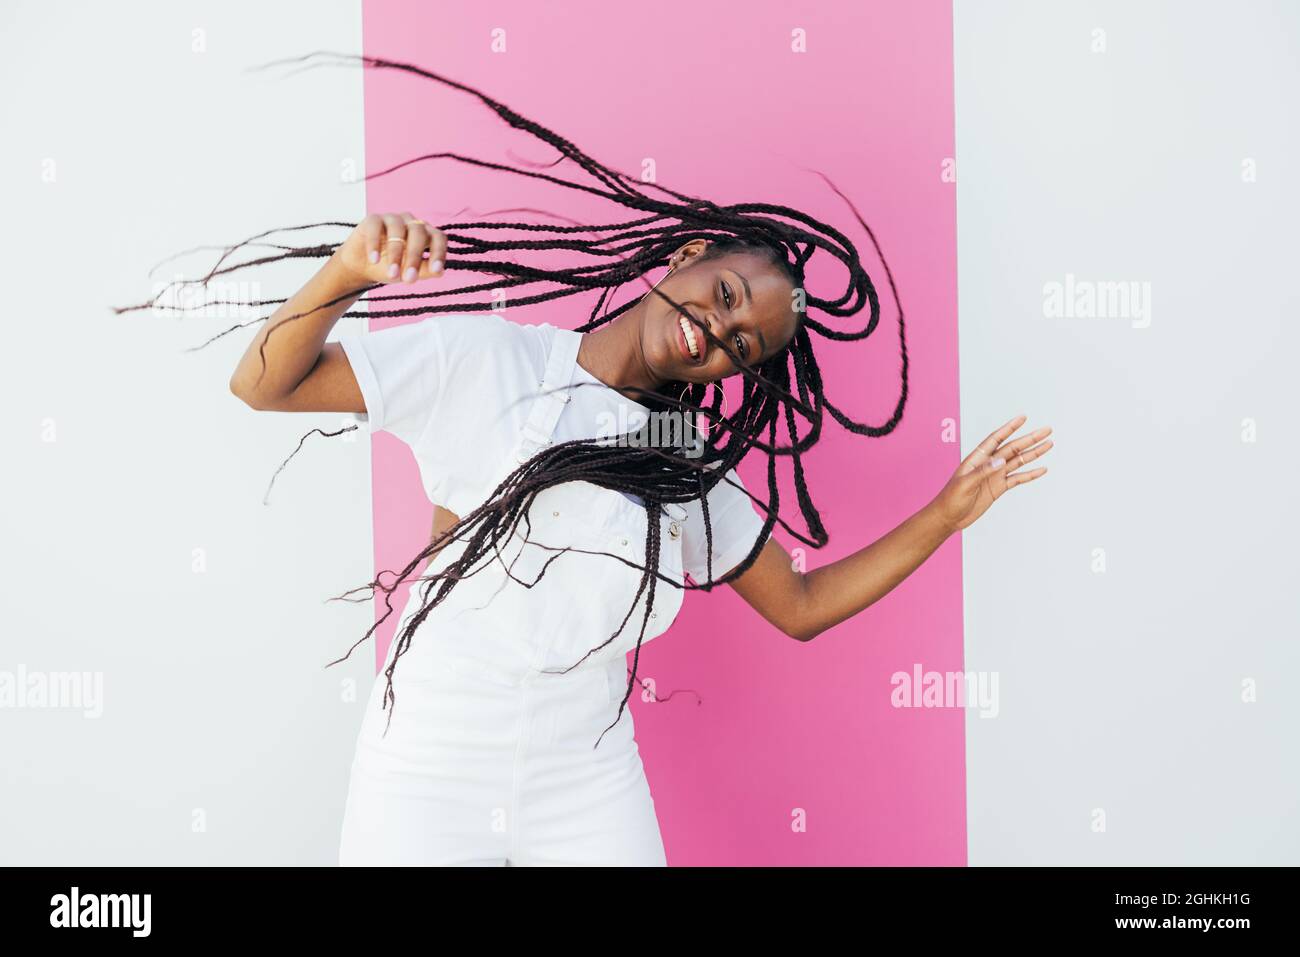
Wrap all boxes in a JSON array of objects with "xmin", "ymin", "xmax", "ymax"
[{"xmin": 338, "ymin": 328, "xmax": 689, "ymax": 866}]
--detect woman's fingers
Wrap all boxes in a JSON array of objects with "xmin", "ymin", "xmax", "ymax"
[
  {"xmin": 423, "ymin": 226, "xmax": 447, "ymax": 278},
  {"xmin": 1016, "ymin": 437, "xmax": 1053, "ymax": 469},
  {"xmin": 399, "ymin": 214, "xmax": 427, "ymax": 282},
  {"xmin": 990, "ymin": 437, "xmax": 1054, "ymax": 477},
  {"xmin": 380, "ymin": 213, "xmax": 408, "ymax": 280},
  {"xmin": 359, "ymin": 214, "xmax": 384, "ymax": 265},
  {"xmin": 962, "ymin": 414, "xmax": 1028, "ymax": 473},
  {"xmin": 358, "ymin": 212, "xmax": 447, "ymax": 283},
  {"xmin": 341, "ymin": 212, "xmax": 446, "ymax": 284},
  {"xmin": 1006, "ymin": 466, "xmax": 1048, "ymax": 488},
  {"xmin": 982, "ymin": 414, "xmax": 1028, "ymax": 454},
  {"xmin": 993, "ymin": 427, "xmax": 1052, "ymax": 467}
]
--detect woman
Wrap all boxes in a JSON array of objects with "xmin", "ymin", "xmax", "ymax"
[{"xmin": 202, "ymin": 55, "xmax": 1052, "ymax": 866}]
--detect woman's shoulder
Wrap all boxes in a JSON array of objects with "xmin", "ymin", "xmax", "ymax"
[
  {"xmin": 673, "ymin": 463, "xmax": 766, "ymax": 537},
  {"xmin": 417, "ymin": 312, "xmax": 552, "ymax": 381},
  {"xmin": 413, "ymin": 310, "xmax": 539, "ymax": 346},
  {"xmin": 675, "ymin": 463, "xmax": 770, "ymax": 581}
]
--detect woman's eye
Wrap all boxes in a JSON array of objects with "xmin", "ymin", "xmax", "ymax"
[
  {"xmin": 721, "ymin": 281, "xmax": 733, "ymax": 309},
  {"xmin": 734, "ymin": 332, "xmax": 747, "ymax": 357}
]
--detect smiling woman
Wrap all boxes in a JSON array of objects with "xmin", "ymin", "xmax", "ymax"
[
  {"xmin": 121, "ymin": 51, "xmax": 1050, "ymax": 867},
  {"xmin": 574, "ymin": 236, "xmax": 802, "ymax": 398},
  {"xmin": 627, "ymin": 241, "xmax": 798, "ymax": 375}
]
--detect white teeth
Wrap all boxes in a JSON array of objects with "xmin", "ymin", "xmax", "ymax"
[{"xmin": 679, "ymin": 316, "xmax": 699, "ymax": 359}]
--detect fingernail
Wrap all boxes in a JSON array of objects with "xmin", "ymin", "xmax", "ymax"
[
  {"xmin": 421, "ymin": 250, "xmax": 430, "ymax": 259},
  {"xmin": 430, "ymin": 259, "xmax": 443, "ymax": 273},
  {"xmin": 403, "ymin": 266, "xmax": 417, "ymax": 282},
  {"xmin": 368, "ymin": 250, "xmax": 379, "ymax": 264},
  {"xmin": 387, "ymin": 263, "xmax": 399, "ymax": 279}
]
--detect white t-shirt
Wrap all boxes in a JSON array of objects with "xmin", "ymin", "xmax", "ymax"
[{"xmin": 337, "ymin": 313, "xmax": 769, "ymax": 582}]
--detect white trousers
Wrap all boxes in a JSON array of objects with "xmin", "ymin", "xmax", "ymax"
[{"xmin": 337, "ymin": 624, "xmax": 667, "ymax": 867}]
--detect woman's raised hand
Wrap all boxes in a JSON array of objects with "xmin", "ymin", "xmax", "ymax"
[
  {"xmin": 928, "ymin": 414, "xmax": 1053, "ymax": 533},
  {"xmin": 332, "ymin": 212, "xmax": 448, "ymax": 286}
]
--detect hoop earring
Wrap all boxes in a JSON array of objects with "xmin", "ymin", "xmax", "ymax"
[{"xmin": 678, "ymin": 382, "xmax": 730, "ymax": 439}]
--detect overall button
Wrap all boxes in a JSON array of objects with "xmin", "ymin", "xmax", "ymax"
[{"xmin": 668, "ymin": 521, "xmax": 681, "ymax": 540}]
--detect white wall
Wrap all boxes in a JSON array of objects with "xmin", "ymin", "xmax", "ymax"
[
  {"xmin": 956, "ymin": 0, "xmax": 1300, "ymax": 864},
  {"xmin": 5, "ymin": 0, "xmax": 1296, "ymax": 868},
  {"xmin": 0, "ymin": 1, "xmax": 376, "ymax": 864}
]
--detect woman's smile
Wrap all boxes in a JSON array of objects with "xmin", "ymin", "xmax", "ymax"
[{"xmin": 677, "ymin": 312, "xmax": 705, "ymax": 365}]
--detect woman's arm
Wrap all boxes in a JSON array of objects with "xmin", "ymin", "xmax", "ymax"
[
  {"xmin": 228, "ymin": 212, "xmax": 446, "ymax": 412},
  {"xmin": 730, "ymin": 415, "xmax": 1052, "ymax": 642},
  {"xmin": 729, "ymin": 506, "xmax": 953, "ymax": 643}
]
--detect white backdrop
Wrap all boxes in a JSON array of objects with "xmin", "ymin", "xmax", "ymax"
[
  {"xmin": 956, "ymin": 0, "xmax": 1300, "ymax": 865},
  {"xmin": 0, "ymin": 0, "xmax": 375, "ymax": 864}
]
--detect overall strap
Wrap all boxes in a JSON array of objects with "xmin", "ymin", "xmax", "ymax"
[{"xmin": 515, "ymin": 327, "xmax": 582, "ymax": 464}]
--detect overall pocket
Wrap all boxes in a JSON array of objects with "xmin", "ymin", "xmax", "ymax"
[{"xmin": 527, "ymin": 484, "xmax": 687, "ymax": 673}]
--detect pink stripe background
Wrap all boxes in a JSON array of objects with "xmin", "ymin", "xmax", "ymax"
[{"xmin": 358, "ymin": 0, "xmax": 963, "ymax": 865}]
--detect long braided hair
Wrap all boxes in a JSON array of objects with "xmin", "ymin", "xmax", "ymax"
[{"xmin": 118, "ymin": 52, "xmax": 908, "ymax": 748}]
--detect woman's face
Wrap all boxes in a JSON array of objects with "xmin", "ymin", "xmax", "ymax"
[{"xmin": 640, "ymin": 248, "xmax": 799, "ymax": 386}]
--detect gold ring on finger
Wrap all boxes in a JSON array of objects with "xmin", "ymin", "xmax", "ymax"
[{"xmin": 385, "ymin": 237, "xmax": 406, "ymax": 244}]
